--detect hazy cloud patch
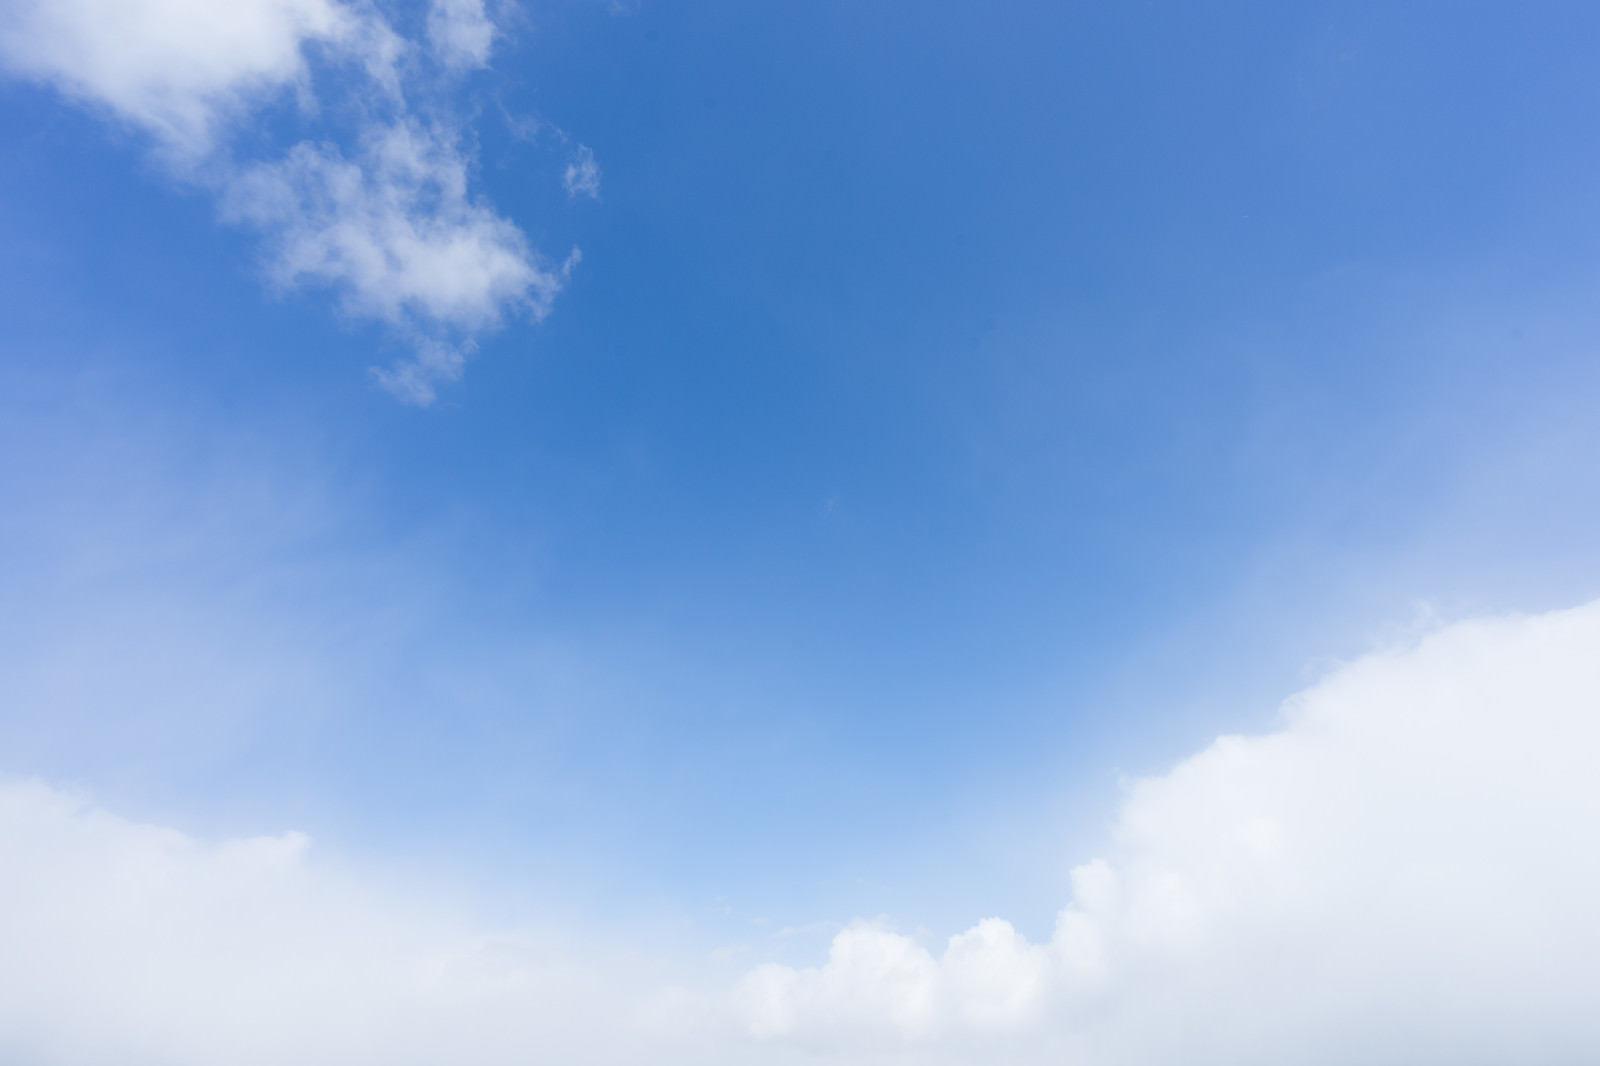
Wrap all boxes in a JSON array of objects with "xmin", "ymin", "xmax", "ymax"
[
  {"xmin": 427, "ymin": 0, "xmax": 495, "ymax": 70},
  {"xmin": 564, "ymin": 144, "xmax": 601, "ymax": 199}
]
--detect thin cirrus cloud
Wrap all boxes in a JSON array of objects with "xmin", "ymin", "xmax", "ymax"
[
  {"xmin": 0, "ymin": 0, "xmax": 574, "ymax": 404},
  {"xmin": 4, "ymin": 604, "xmax": 1599, "ymax": 1063}
]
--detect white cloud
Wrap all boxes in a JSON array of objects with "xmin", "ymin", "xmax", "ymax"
[
  {"xmin": 428, "ymin": 0, "xmax": 495, "ymax": 70},
  {"xmin": 0, "ymin": 0, "xmax": 400, "ymax": 159},
  {"xmin": 0, "ymin": 778, "xmax": 666, "ymax": 1066},
  {"xmin": 6, "ymin": 604, "xmax": 1600, "ymax": 1063},
  {"xmin": 222, "ymin": 118, "xmax": 578, "ymax": 403},
  {"xmin": 742, "ymin": 603, "xmax": 1600, "ymax": 1063},
  {"xmin": 564, "ymin": 143, "xmax": 602, "ymax": 199},
  {"xmin": 225, "ymin": 122, "xmax": 542, "ymax": 328},
  {"xmin": 742, "ymin": 917, "xmax": 1050, "ymax": 1053},
  {"xmin": 0, "ymin": 0, "xmax": 567, "ymax": 404},
  {"xmin": 369, "ymin": 335, "xmax": 476, "ymax": 405}
]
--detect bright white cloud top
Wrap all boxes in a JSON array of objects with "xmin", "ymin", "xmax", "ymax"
[
  {"xmin": 0, "ymin": 0, "xmax": 569, "ymax": 404},
  {"xmin": 5, "ymin": 603, "xmax": 1598, "ymax": 1064},
  {"xmin": 0, "ymin": 0, "xmax": 397, "ymax": 157},
  {"xmin": 743, "ymin": 604, "xmax": 1600, "ymax": 1063}
]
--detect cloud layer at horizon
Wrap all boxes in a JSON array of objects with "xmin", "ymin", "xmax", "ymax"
[
  {"xmin": 0, "ymin": 0, "xmax": 570, "ymax": 403},
  {"xmin": 5, "ymin": 603, "xmax": 1599, "ymax": 1064}
]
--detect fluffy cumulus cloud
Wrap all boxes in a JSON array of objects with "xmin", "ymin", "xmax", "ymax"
[
  {"xmin": 745, "ymin": 603, "xmax": 1600, "ymax": 1064},
  {"xmin": 4, "ymin": 604, "xmax": 1600, "ymax": 1064},
  {"xmin": 0, "ymin": 0, "xmax": 572, "ymax": 403}
]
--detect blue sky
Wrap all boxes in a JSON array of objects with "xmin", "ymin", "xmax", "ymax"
[{"xmin": 5, "ymin": 2, "xmax": 1600, "ymax": 1061}]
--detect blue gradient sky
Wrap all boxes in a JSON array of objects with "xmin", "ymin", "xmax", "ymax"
[{"xmin": 6, "ymin": 0, "xmax": 1600, "ymax": 954}]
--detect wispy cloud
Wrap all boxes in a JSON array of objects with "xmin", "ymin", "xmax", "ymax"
[
  {"xmin": 427, "ymin": 0, "xmax": 496, "ymax": 71},
  {"xmin": 221, "ymin": 118, "xmax": 575, "ymax": 404},
  {"xmin": 0, "ymin": 0, "xmax": 570, "ymax": 404},
  {"xmin": 564, "ymin": 144, "xmax": 601, "ymax": 200}
]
